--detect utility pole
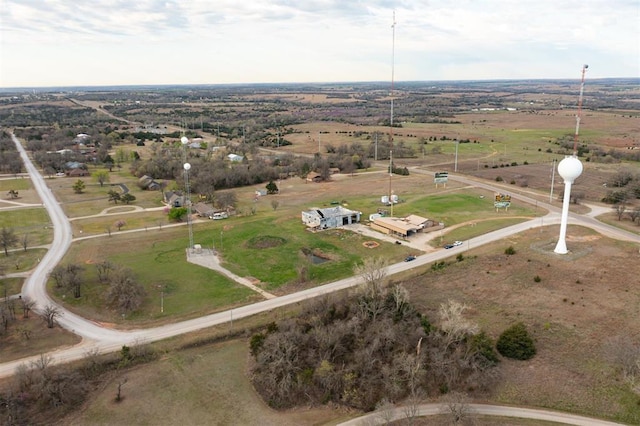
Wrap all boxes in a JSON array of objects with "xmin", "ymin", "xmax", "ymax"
[
  {"xmin": 549, "ymin": 159, "xmax": 556, "ymax": 203},
  {"xmin": 454, "ymin": 139, "xmax": 459, "ymax": 172}
]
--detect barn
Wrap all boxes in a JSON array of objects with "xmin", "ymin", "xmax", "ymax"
[{"xmin": 301, "ymin": 206, "xmax": 361, "ymax": 230}]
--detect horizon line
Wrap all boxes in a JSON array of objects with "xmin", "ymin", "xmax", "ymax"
[{"xmin": 2, "ymin": 77, "xmax": 639, "ymax": 92}]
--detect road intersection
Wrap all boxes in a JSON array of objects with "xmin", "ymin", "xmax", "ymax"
[{"xmin": 3, "ymin": 133, "xmax": 639, "ymax": 424}]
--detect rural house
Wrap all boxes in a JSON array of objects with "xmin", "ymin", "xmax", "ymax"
[
  {"xmin": 164, "ymin": 191, "xmax": 186, "ymax": 208},
  {"xmin": 193, "ymin": 202, "xmax": 215, "ymax": 218}
]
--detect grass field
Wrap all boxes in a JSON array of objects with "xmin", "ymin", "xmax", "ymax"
[
  {"xmin": 62, "ymin": 339, "xmax": 349, "ymax": 426},
  {"xmin": 55, "ymin": 226, "xmax": 640, "ymax": 425},
  {"xmin": 0, "ymin": 278, "xmax": 23, "ymax": 297},
  {"xmin": 49, "ymin": 174, "xmax": 541, "ymax": 325},
  {"xmin": 52, "ymin": 228, "xmax": 260, "ymax": 324},
  {"xmin": 0, "ymin": 248, "xmax": 48, "ymax": 276},
  {"xmin": 2, "ymin": 90, "xmax": 640, "ymax": 424},
  {"xmin": 0, "ymin": 209, "xmax": 53, "ymax": 246},
  {"xmin": 0, "ymin": 177, "xmax": 32, "ymax": 192}
]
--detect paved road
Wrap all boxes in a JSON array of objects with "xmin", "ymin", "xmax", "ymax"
[
  {"xmin": 337, "ymin": 403, "xmax": 627, "ymax": 426},
  {"xmin": 4, "ymin": 133, "xmax": 640, "ymax": 426}
]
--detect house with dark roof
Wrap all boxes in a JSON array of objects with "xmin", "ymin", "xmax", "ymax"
[{"xmin": 164, "ymin": 191, "xmax": 186, "ymax": 207}]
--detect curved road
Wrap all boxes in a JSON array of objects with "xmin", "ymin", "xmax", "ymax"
[
  {"xmin": 337, "ymin": 403, "xmax": 627, "ymax": 426},
  {"xmin": 4, "ymin": 133, "xmax": 640, "ymax": 424}
]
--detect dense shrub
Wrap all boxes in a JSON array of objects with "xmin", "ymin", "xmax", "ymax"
[
  {"xmin": 496, "ymin": 322, "xmax": 536, "ymax": 360},
  {"xmin": 504, "ymin": 246, "xmax": 516, "ymax": 255},
  {"xmin": 251, "ymin": 291, "xmax": 496, "ymax": 411},
  {"xmin": 470, "ymin": 331, "xmax": 500, "ymax": 367}
]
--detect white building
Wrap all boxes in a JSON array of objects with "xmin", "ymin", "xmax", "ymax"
[{"xmin": 302, "ymin": 206, "xmax": 361, "ymax": 230}]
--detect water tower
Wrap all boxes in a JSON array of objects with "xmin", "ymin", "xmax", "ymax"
[
  {"xmin": 554, "ymin": 64, "xmax": 588, "ymax": 255},
  {"xmin": 553, "ymin": 155, "xmax": 583, "ymax": 254}
]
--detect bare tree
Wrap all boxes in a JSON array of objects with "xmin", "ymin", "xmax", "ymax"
[
  {"xmin": 614, "ymin": 202, "xmax": 627, "ymax": 221},
  {"xmin": 31, "ymin": 353, "xmax": 53, "ymax": 371},
  {"xmin": 115, "ymin": 377, "xmax": 128, "ymax": 402},
  {"xmin": 439, "ymin": 300, "xmax": 479, "ymax": 350},
  {"xmin": 21, "ymin": 233, "xmax": 28, "ymax": 252},
  {"xmin": 41, "ymin": 304, "xmax": 61, "ymax": 328},
  {"xmin": 15, "ymin": 325, "xmax": 32, "ymax": 340},
  {"xmin": 629, "ymin": 206, "xmax": 640, "ymax": 225},
  {"xmin": 105, "ymin": 268, "xmax": 146, "ymax": 313},
  {"xmin": 65, "ymin": 263, "xmax": 84, "ymax": 298},
  {"xmin": 50, "ymin": 265, "xmax": 66, "ymax": 288},
  {"xmin": 354, "ymin": 257, "xmax": 389, "ymax": 321},
  {"xmin": 375, "ymin": 398, "xmax": 396, "ymax": 425},
  {"xmin": 0, "ymin": 227, "xmax": 18, "ymax": 256},
  {"xmin": 355, "ymin": 256, "xmax": 388, "ymax": 288},
  {"xmin": 440, "ymin": 391, "xmax": 474, "ymax": 425},
  {"xmin": 402, "ymin": 389, "xmax": 423, "ymax": 425},
  {"xmin": 390, "ymin": 284, "xmax": 411, "ymax": 319},
  {"xmin": 270, "ymin": 199, "xmax": 280, "ymax": 211},
  {"xmin": 96, "ymin": 260, "xmax": 114, "ymax": 283},
  {"xmin": 215, "ymin": 191, "xmax": 238, "ymax": 210},
  {"xmin": 21, "ymin": 297, "xmax": 35, "ymax": 319}
]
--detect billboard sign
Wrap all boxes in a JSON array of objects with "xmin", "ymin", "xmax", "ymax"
[
  {"xmin": 494, "ymin": 193, "xmax": 511, "ymax": 209},
  {"xmin": 434, "ymin": 171, "xmax": 449, "ymax": 184}
]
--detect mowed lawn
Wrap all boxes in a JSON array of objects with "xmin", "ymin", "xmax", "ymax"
[
  {"xmin": 0, "ymin": 208, "xmax": 53, "ymax": 246},
  {"xmin": 52, "ymin": 183, "xmax": 539, "ymax": 324},
  {"xmin": 208, "ymin": 212, "xmax": 410, "ymax": 291},
  {"xmin": 54, "ymin": 229, "xmax": 260, "ymax": 324}
]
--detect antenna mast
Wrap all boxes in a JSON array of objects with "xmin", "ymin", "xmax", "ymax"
[
  {"xmin": 572, "ymin": 64, "xmax": 588, "ymax": 155},
  {"xmin": 388, "ymin": 11, "xmax": 396, "ymax": 217}
]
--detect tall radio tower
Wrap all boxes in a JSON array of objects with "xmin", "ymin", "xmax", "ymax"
[
  {"xmin": 388, "ymin": 11, "xmax": 396, "ymax": 217},
  {"xmin": 572, "ymin": 64, "xmax": 589, "ymax": 155}
]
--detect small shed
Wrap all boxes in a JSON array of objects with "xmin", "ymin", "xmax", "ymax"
[
  {"xmin": 227, "ymin": 154, "xmax": 244, "ymax": 162},
  {"xmin": 306, "ymin": 172, "xmax": 322, "ymax": 183}
]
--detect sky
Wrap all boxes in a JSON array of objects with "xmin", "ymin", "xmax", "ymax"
[{"xmin": 0, "ymin": 0, "xmax": 639, "ymax": 88}]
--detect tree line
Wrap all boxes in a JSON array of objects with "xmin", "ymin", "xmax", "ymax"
[{"xmin": 250, "ymin": 257, "xmax": 502, "ymax": 411}]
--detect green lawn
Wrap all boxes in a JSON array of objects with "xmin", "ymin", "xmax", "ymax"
[
  {"xmin": 54, "ymin": 230, "xmax": 259, "ymax": 324},
  {"xmin": 0, "ymin": 248, "xmax": 48, "ymax": 275},
  {"xmin": 0, "ymin": 177, "xmax": 32, "ymax": 192},
  {"xmin": 397, "ymin": 190, "xmax": 538, "ymax": 226},
  {"xmin": 0, "ymin": 277, "xmax": 24, "ymax": 297},
  {"xmin": 72, "ymin": 211, "xmax": 168, "ymax": 235},
  {"xmin": 211, "ymin": 214, "xmax": 408, "ymax": 290},
  {"xmin": 0, "ymin": 208, "xmax": 53, "ymax": 246}
]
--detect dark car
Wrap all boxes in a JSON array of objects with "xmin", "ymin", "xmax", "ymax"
[
  {"xmin": 444, "ymin": 244, "xmax": 454, "ymax": 249},
  {"xmin": 404, "ymin": 255, "xmax": 416, "ymax": 262}
]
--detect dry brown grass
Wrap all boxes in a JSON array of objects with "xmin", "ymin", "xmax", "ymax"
[{"xmin": 404, "ymin": 225, "xmax": 640, "ymax": 421}]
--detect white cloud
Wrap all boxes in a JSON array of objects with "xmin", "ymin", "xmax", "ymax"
[{"xmin": 1, "ymin": 0, "xmax": 638, "ymax": 87}]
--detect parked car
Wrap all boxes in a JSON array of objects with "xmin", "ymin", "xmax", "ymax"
[
  {"xmin": 444, "ymin": 244, "xmax": 454, "ymax": 249},
  {"xmin": 210, "ymin": 212, "xmax": 228, "ymax": 220},
  {"xmin": 453, "ymin": 241, "xmax": 463, "ymax": 246},
  {"xmin": 404, "ymin": 255, "xmax": 416, "ymax": 262}
]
